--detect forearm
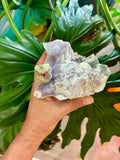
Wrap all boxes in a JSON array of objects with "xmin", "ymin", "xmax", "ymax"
[{"xmin": 1, "ymin": 121, "xmax": 47, "ymax": 160}]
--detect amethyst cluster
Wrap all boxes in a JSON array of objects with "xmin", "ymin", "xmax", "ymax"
[{"xmin": 34, "ymin": 40, "xmax": 111, "ymax": 100}]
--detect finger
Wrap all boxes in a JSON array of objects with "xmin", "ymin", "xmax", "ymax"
[
  {"xmin": 44, "ymin": 96, "xmax": 60, "ymax": 102},
  {"xmin": 74, "ymin": 52, "xmax": 78, "ymax": 56},
  {"xmin": 34, "ymin": 51, "xmax": 47, "ymax": 82},
  {"xmin": 59, "ymin": 96, "xmax": 94, "ymax": 115},
  {"xmin": 36, "ymin": 51, "xmax": 47, "ymax": 65},
  {"xmin": 31, "ymin": 51, "xmax": 47, "ymax": 94}
]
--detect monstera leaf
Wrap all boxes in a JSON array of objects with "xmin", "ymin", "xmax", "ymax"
[
  {"xmin": 62, "ymin": 71, "xmax": 120, "ymax": 159},
  {"xmin": 0, "ymin": 30, "xmax": 61, "ymax": 152},
  {"xmin": 0, "ymin": 30, "xmax": 44, "ymax": 151},
  {"xmin": 52, "ymin": 0, "xmax": 115, "ymax": 56},
  {"xmin": 0, "ymin": 1, "xmax": 119, "ymax": 158}
]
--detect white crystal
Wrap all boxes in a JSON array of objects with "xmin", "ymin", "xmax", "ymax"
[{"xmin": 34, "ymin": 40, "xmax": 111, "ymax": 100}]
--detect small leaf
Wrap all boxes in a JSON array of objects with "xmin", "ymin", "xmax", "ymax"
[
  {"xmin": 99, "ymin": 47, "xmax": 120, "ymax": 66},
  {"xmin": 69, "ymin": 0, "xmax": 79, "ymax": 7},
  {"xmin": 116, "ymin": 16, "xmax": 120, "ymax": 25},
  {"xmin": 110, "ymin": 7, "xmax": 120, "ymax": 25},
  {"xmin": 22, "ymin": 0, "xmax": 56, "ymax": 25},
  {"xmin": 12, "ymin": 0, "xmax": 21, "ymax": 5}
]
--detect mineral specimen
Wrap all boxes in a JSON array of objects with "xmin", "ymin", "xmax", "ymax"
[{"xmin": 34, "ymin": 40, "xmax": 111, "ymax": 100}]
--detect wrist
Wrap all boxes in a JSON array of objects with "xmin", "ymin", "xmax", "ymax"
[{"xmin": 2, "ymin": 121, "xmax": 47, "ymax": 160}]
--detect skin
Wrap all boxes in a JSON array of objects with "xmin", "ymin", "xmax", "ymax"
[{"xmin": 1, "ymin": 52, "xmax": 94, "ymax": 160}]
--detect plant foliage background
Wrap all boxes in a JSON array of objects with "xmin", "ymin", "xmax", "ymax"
[{"xmin": 0, "ymin": 0, "xmax": 120, "ymax": 159}]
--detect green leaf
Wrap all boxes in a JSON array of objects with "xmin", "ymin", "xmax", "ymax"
[
  {"xmin": 52, "ymin": 1, "xmax": 115, "ymax": 56},
  {"xmin": 99, "ymin": 47, "xmax": 120, "ymax": 66},
  {"xmin": 110, "ymin": 7, "xmax": 120, "ymax": 25},
  {"xmin": 113, "ymin": 0, "xmax": 120, "ymax": 3},
  {"xmin": 22, "ymin": 0, "xmax": 56, "ymax": 25},
  {"xmin": 0, "ymin": 123, "xmax": 23, "ymax": 152},
  {"xmin": 0, "ymin": 0, "xmax": 56, "ymax": 25},
  {"xmin": 72, "ymin": 29, "xmax": 115, "ymax": 56},
  {"xmin": 0, "ymin": 29, "xmax": 61, "ymax": 153},
  {"xmin": 116, "ymin": 16, "xmax": 120, "ymax": 25},
  {"xmin": 12, "ymin": 0, "xmax": 21, "ymax": 5},
  {"xmin": 0, "ymin": 100, "xmax": 28, "ymax": 152},
  {"xmin": 62, "ymin": 71, "xmax": 120, "ymax": 159},
  {"xmin": 108, "ymin": 70, "xmax": 120, "ymax": 81},
  {"xmin": 0, "ymin": 30, "xmax": 44, "ymax": 152},
  {"xmin": 52, "ymin": 2, "xmax": 103, "ymax": 42}
]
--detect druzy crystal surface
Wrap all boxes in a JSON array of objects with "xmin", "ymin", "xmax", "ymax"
[{"xmin": 34, "ymin": 40, "xmax": 111, "ymax": 100}]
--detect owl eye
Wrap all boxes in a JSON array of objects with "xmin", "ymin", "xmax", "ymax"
[{"xmin": 42, "ymin": 73, "xmax": 46, "ymax": 77}]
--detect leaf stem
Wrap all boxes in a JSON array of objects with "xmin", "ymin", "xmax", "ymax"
[
  {"xmin": 96, "ymin": 0, "xmax": 100, "ymax": 16},
  {"xmin": 98, "ymin": 0, "xmax": 119, "ymax": 48},
  {"xmin": 42, "ymin": 0, "xmax": 69, "ymax": 42},
  {"xmin": 1, "ymin": 0, "xmax": 22, "ymax": 40},
  {"xmin": 42, "ymin": 22, "xmax": 54, "ymax": 42},
  {"xmin": 101, "ymin": 0, "xmax": 120, "ymax": 36},
  {"xmin": 0, "ymin": 1, "xmax": 15, "ymax": 20},
  {"xmin": 21, "ymin": 0, "xmax": 32, "ymax": 29},
  {"xmin": 49, "ymin": 0, "xmax": 54, "ymax": 10}
]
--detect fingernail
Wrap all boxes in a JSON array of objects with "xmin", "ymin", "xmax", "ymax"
[{"xmin": 84, "ymin": 96, "xmax": 94, "ymax": 105}]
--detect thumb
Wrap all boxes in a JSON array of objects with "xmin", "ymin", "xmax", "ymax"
[{"xmin": 59, "ymin": 96, "xmax": 94, "ymax": 115}]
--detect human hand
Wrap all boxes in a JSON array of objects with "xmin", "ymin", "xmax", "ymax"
[
  {"xmin": 25, "ymin": 51, "xmax": 94, "ymax": 136},
  {"xmin": 2, "ymin": 51, "xmax": 94, "ymax": 160}
]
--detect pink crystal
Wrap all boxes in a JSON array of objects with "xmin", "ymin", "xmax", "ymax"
[{"xmin": 42, "ymin": 73, "xmax": 46, "ymax": 77}]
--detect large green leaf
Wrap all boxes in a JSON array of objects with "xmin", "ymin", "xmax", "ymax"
[
  {"xmin": 0, "ymin": 30, "xmax": 44, "ymax": 151},
  {"xmin": 52, "ymin": 0, "xmax": 115, "ymax": 56},
  {"xmin": 0, "ymin": 123, "xmax": 23, "ymax": 152},
  {"xmin": 0, "ymin": 101, "xmax": 28, "ymax": 152},
  {"xmin": 0, "ymin": 30, "xmax": 62, "ymax": 153},
  {"xmin": 0, "ymin": 30, "xmax": 44, "ymax": 118},
  {"xmin": 62, "ymin": 71, "xmax": 120, "ymax": 159}
]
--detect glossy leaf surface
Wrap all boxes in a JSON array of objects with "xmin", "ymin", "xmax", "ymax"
[
  {"xmin": 22, "ymin": 0, "xmax": 56, "ymax": 25},
  {"xmin": 0, "ymin": 30, "xmax": 44, "ymax": 151},
  {"xmin": 110, "ymin": 7, "xmax": 120, "ymax": 25},
  {"xmin": 52, "ymin": 1, "xmax": 115, "ymax": 56},
  {"xmin": 99, "ymin": 47, "xmax": 120, "ymax": 66},
  {"xmin": 62, "ymin": 71, "xmax": 120, "ymax": 159}
]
